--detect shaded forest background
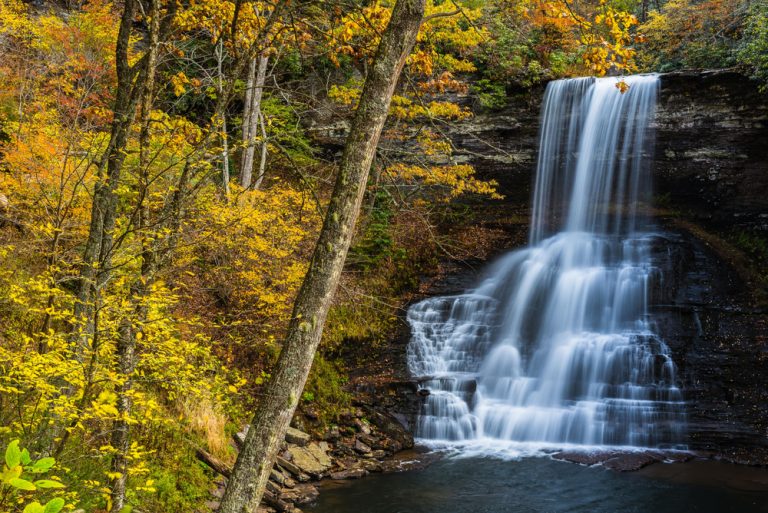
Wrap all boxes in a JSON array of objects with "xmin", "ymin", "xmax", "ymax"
[{"xmin": 0, "ymin": 0, "xmax": 765, "ymax": 511}]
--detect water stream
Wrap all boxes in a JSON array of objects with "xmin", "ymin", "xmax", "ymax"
[{"xmin": 407, "ymin": 75, "xmax": 687, "ymax": 452}]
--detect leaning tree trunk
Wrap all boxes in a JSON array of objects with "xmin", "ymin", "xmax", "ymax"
[{"xmin": 216, "ymin": 1, "xmax": 426, "ymax": 511}]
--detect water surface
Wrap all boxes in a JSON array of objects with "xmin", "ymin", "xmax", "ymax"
[{"xmin": 309, "ymin": 457, "xmax": 768, "ymax": 513}]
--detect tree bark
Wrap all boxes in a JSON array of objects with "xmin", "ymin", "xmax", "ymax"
[
  {"xmin": 252, "ymin": 111, "xmax": 268, "ymax": 190},
  {"xmin": 217, "ymin": 40, "xmax": 231, "ymax": 198},
  {"xmin": 239, "ymin": 54, "xmax": 268, "ymax": 189},
  {"xmin": 108, "ymin": 0, "xmax": 161, "ymax": 509},
  {"xmin": 216, "ymin": 1, "xmax": 425, "ymax": 511},
  {"xmin": 72, "ymin": 0, "xmax": 145, "ymax": 358}
]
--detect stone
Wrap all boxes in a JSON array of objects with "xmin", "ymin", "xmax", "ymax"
[
  {"xmin": 287, "ymin": 442, "xmax": 333, "ymax": 478},
  {"xmin": 354, "ymin": 418, "xmax": 371, "ymax": 435},
  {"xmin": 322, "ymin": 426, "xmax": 341, "ymax": 441},
  {"xmin": 276, "ymin": 457, "xmax": 311, "ymax": 482},
  {"xmin": 265, "ymin": 479, "xmax": 282, "ymax": 496},
  {"xmin": 330, "ymin": 468, "xmax": 368, "ymax": 480},
  {"xmin": 361, "ymin": 459, "xmax": 383, "ymax": 473},
  {"xmin": 270, "ymin": 468, "xmax": 285, "ymax": 485},
  {"xmin": 357, "ymin": 433, "xmax": 377, "ymax": 447},
  {"xmin": 285, "ymin": 427, "xmax": 311, "ymax": 447},
  {"xmin": 332, "ymin": 441, "xmax": 356, "ymax": 457},
  {"xmin": 354, "ymin": 439, "xmax": 372, "ymax": 454},
  {"xmin": 292, "ymin": 483, "xmax": 320, "ymax": 505}
]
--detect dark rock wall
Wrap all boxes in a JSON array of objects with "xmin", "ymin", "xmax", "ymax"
[
  {"xmin": 442, "ymin": 71, "xmax": 768, "ymax": 462},
  {"xmin": 655, "ymin": 71, "xmax": 768, "ymax": 233}
]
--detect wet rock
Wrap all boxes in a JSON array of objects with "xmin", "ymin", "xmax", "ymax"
[
  {"xmin": 601, "ymin": 453, "xmax": 663, "ymax": 472},
  {"xmin": 551, "ymin": 450, "xmax": 692, "ymax": 472},
  {"xmin": 292, "ymin": 484, "xmax": 320, "ymax": 505},
  {"xmin": 330, "ymin": 468, "xmax": 368, "ymax": 480},
  {"xmin": 552, "ymin": 450, "xmax": 616, "ymax": 466}
]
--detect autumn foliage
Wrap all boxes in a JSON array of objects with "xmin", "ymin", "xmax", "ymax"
[{"xmin": 0, "ymin": 0, "xmax": 764, "ymax": 510}]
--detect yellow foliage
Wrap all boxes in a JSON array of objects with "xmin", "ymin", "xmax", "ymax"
[{"xmin": 388, "ymin": 163, "xmax": 503, "ymax": 201}]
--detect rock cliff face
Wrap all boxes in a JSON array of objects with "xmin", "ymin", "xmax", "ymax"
[
  {"xmin": 425, "ymin": 70, "xmax": 768, "ymax": 462},
  {"xmin": 317, "ymin": 70, "xmax": 768, "ymax": 463},
  {"xmin": 654, "ymin": 71, "xmax": 768, "ymax": 234}
]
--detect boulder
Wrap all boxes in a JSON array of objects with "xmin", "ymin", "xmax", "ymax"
[
  {"xmin": 353, "ymin": 439, "xmax": 372, "ymax": 455},
  {"xmin": 276, "ymin": 457, "xmax": 311, "ymax": 482},
  {"xmin": 285, "ymin": 427, "xmax": 311, "ymax": 447},
  {"xmin": 287, "ymin": 442, "xmax": 333, "ymax": 478},
  {"xmin": 292, "ymin": 484, "xmax": 319, "ymax": 505},
  {"xmin": 330, "ymin": 468, "xmax": 368, "ymax": 480}
]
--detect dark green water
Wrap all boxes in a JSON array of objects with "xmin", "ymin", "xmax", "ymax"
[{"xmin": 309, "ymin": 457, "xmax": 768, "ymax": 513}]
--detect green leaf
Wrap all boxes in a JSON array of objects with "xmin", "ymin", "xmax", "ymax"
[
  {"xmin": 2, "ymin": 464, "xmax": 22, "ymax": 482},
  {"xmin": 9, "ymin": 477, "xmax": 37, "ymax": 490},
  {"xmin": 23, "ymin": 502, "xmax": 45, "ymax": 513},
  {"xmin": 20, "ymin": 448, "xmax": 32, "ymax": 466},
  {"xmin": 34, "ymin": 479, "xmax": 66, "ymax": 489},
  {"xmin": 31, "ymin": 458, "xmax": 55, "ymax": 472},
  {"xmin": 43, "ymin": 498, "xmax": 65, "ymax": 513},
  {"xmin": 5, "ymin": 440, "xmax": 21, "ymax": 469}
]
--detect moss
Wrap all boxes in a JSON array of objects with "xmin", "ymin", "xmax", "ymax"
[{"xmin": 302, "ymin": 354, "xmax": 351, "ymax": 426}]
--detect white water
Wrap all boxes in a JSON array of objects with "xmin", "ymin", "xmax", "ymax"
[{"xmin": 407, "ymin": 75, "xmax": 687, "ymax": 454}]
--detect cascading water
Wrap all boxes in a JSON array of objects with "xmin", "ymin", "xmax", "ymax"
[{"xmin": 407, "ymin": 75, "xmax": 687, "ymax": 451}]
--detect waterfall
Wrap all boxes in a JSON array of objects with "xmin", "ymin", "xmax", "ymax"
[{"xmin": 407, "ymin": 75, "xmax": 687, "ymax": 451}]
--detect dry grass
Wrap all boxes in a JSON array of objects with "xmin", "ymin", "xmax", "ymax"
[{"xmin": 179, "ymin": 396, "xmax": 231, "ymax": 461}]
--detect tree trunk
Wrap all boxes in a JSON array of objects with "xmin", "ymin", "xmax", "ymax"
[
  {"xmin": 216, "ymin": 1, "xmax": 425, "ymax": 511},
  {"xmin": 217, "ymin": 40, "xmax": 231, "ymax": 198},
  {"xmin": 252, "ymin": 111, "xmax": 268, "ymax": 190},
  {"xmin": 72, "ymin": 0, "xmax": 144, "ymax": 358},
  {"xmin": 239, "ymin": 54, "xmax": 268, "ymax": 189},
  {"xmin": 108, "ymin": 0, "xmax": 161, "ymax": 508}
]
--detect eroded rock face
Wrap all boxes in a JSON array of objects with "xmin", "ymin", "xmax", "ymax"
[
  {"xmin": 650, "ymin": 229, "xmax": 768, "ymax": 464},
  {"xmin": 655, "ymin": 70, "xmax": 768, "ymax": 234}
]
